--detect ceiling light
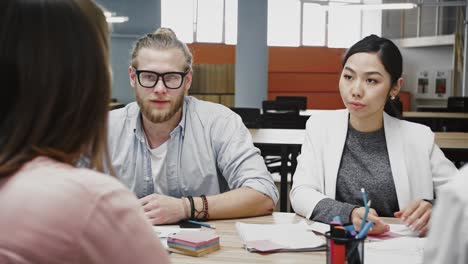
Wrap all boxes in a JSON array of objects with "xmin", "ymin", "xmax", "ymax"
[
  {"xmin": 305, "ymin": 1, "xmax": 417, "ymax": 11},
  {"xmin": 333, "ymin": 3, "xmax": 417, "ymax": 10},
  {"xmin": 106, "ymin": 16, "xmax": 129, "ymax": 23}
]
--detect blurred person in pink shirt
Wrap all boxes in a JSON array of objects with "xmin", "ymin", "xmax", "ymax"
[{"xmin": 0, "ymin": 0, "xmax": 170, "ymax": 263}]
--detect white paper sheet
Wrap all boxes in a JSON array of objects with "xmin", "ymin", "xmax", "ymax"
[
  {"xmin": 365, "ymin": 237, "xmax": 426, "ymax": 264},
  {"xmin": 235, "ymin": 221, "xmax": 325, "ymax": 252}
]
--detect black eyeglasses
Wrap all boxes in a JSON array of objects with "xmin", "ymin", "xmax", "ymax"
[{"xmin": 133, "ymin": 67, "xmax": 189, "ymax": 89}]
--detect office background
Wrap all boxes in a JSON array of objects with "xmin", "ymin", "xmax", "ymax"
[{"xmin": 96, "ymin": 0, "xmax": 466, "ymax": 111}]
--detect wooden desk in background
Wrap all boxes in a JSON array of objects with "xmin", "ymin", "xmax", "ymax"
[
  {"xmin": 402, "ymin": 112, "xmax": 468, "ymax": 119},
  {"xmin": 434, "ymin": 132, "xmax": 468, "ymax": 166},
  {"xmin": 402, "ymin": 112, "xmax": 468, "ymax": 132},
  {"xmin": 250, "ymin": 129, "xmax": 468, "ymax": 150},
  {"xmin": 250, "ymin": 129, "xmax": 468, "ymax": 212},
  {"xmin": 169, "ymin": 212, "xmax": 401, "ymax": 264},
  {"xmin": 299, "ymin": 110, "xmax": 468, "ymax": 119},
  {"xmin": 300, "ymin": 110, "xmax": 468, "ymax": 132}
]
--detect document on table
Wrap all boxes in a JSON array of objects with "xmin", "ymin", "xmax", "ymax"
[
  {"xmin": 388, "ymin": 224, "xmax": 419, "ymax": 237},
  {"xmin": 367, "ymin": 223, "xmax": 419, "ymax": 241},
  {"xmin": 235, "ymin": 221, "xmax": 326, "ymax": 252},
  {"xmin": 365, "ymin": 237, "xmax": 426, "ymax": 264}
]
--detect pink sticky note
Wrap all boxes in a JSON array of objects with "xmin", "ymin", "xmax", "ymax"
[
  {"xmin": 168, "ymin": 231, "xmax": 219, "ymax": 247},
  {"xmin": 367, "ymin": 231, "xmax": 401, "ymax": 241}
]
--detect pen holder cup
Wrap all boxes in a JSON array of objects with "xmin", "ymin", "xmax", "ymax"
[{"xmin": 325, "ymin": 231, "xmax": 365, "ymax": 264}]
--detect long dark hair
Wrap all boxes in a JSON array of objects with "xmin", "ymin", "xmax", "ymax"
[
  {"xmin": 342, "ymin": 34, "xmax": 403, "ymax": 118},
  {"xmin": 0, "ymin": 0, "xmax": 113, "ymax": 177}
]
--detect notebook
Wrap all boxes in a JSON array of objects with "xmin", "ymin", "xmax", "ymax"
[
  {"xmin": 235, "ymin": 221, "xmax": 326, "ymax": 252},
  {"xmin": 167, "ymin": 230, "xmax": 219, "ymax": 248},
  {"xmin": 167, "ymin": 230, "xmax": 220, "ymax": 257}
]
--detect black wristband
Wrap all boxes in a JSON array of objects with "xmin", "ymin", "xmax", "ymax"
[{"xmin": 187, "ymin": 196, "xmax": 195, "ymax": 219}]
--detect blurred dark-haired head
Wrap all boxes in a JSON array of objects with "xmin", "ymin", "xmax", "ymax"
[{"xmin": 0, "ymin": 0, "xmax": 112, "ymax": 176}]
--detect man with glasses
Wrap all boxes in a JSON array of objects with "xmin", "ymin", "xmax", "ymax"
[{"xmin": 108, "ymin": 28, "xmax": 278, "ymax": 225}]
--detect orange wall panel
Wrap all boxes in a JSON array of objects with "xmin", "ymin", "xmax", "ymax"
[
  {"xmin": 399, "ymin": 91, "xmax": 410, "ymax": 112},
  {"xmin": 188, "ymin": 43, "xmax": 236, "ymax": 64},
  {"xmin": 186, "ymin": 43, "xmax": 411, "ymax": 110},
  {"xmin": 269, "ymin": 73, "xmax": 340, "ymax": 92},
  {"xmin": 269, "ymin": 46, "xmax": 346, "ymax": 73}
]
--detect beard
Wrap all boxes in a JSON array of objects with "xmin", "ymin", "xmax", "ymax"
[{"xmin": 136, "ymin": 91, "xmax": 185, "ymax": 123}]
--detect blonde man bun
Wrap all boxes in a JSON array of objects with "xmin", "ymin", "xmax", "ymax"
[{"xmin": 131, "ymin": 27, "xmax": 192, "ymax": 70}]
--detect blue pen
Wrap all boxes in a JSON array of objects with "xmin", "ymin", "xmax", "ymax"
[
  {"xmin": 356, "ymin": 221, "xmax": 374, "ymax": 239},
  {"xmin": 186, "ymin": 219, "xmax": 216, "ymax": 229},
  {"xmin": 361, "ymin": 200, "xmax": 371, "ymax": 229},
  {"xmin": 360, "ymin": 188, "xmax": 369, "ymax": 232},
  {"xmin": 344, "ymin": 224, "xmax": 357, "ymax": 237}
]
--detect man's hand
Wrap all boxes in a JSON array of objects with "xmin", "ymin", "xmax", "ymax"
[
  {"xmin": 394, "ymin": 199, "xmax": 432, "ymax": 237},
  {"xmin": 351, "ymin": 207, "xmax": 389, "ymax": 235},
  {"xmin": 139, "ymin": 194, "xmax": 187, "ymax": 225}
]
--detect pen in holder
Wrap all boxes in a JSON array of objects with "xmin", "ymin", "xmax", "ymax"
[{"xmin": 325, "ymin": 231, "xmax": 365, "ymax": 264}]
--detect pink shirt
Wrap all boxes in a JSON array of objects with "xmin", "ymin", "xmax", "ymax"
[{"xmin": 0, "ymin": 157, "xmax": 170, "ymax": 264}]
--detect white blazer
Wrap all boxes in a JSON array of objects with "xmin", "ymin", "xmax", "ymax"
[
  {"xmin": 290, "ymin": 109, "xmax": 458, "ymax": 219},
  {"xmin": 424, "ymin": 165, "xmax": 468, "ymax": 264}
]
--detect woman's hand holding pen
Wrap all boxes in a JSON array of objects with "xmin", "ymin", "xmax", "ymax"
[
  {"xmin": 394, "ymin": 199, "xmax": 432, "ymax": 237},
  {"xmin": 351, "ymin": 207, "xmax": 389, "ymax": 235}
]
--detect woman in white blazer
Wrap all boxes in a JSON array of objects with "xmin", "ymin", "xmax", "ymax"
[{"xmin": 290, "ymin": 35, "xmax": 457, "ymax": 236}]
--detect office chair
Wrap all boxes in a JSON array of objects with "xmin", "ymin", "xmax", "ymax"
[
  {"xmin": 261, "ymin": 100, "xmax": 306, "ymax": 129},
  {"xmin": 260, "ymin": 100, "xmax": 303, "ymax": 202},
  {"xmin": 275, "ymin": 96, "xmax": 308, "ymax": 110},
  {"xmin": 230, "ymin": 107, "xmax": 261, "ymax": 128},
  {"xmin": 447, "ymin": 97, "xmax": 468, "ymax": 112}
]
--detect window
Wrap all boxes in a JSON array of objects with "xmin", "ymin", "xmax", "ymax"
[
  {"xmin": 161, "ymin": 0, "xmax": 194, "ymax": 43},
  {"xmin": 224, "ymin": 0, "xmax": 238, "ymax": 44},
  {"xmin": 197, "ymin": 0, "xmax": 224, "ymax": 42},
  {"xmin": 161, "ymin": 0, "xmax": 382, "ymax": 47},
  {"xmin": 161, "ymin": 0, "xmax": 237, "ymax": 44},
  {"xmin": 302, "ymin": 2, "xmax": 326, "ymax": 46},
  {"xmin": 300, "ymin": 0, "xmax": 382, "ymax": 48},
  {"xmin": 327, "ymin": 0, "xmax": 362, "ymax": 48},
  {"xmin": 267, "ymin": 0, "xmax": 301, "ymax": 47}
]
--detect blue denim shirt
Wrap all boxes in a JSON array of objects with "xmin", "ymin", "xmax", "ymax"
[{"xmin": 108, "ymin": 96, "xmax": 278, "ymax": 204}]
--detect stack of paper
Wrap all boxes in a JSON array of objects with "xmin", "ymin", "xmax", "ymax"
[
  {"xmin": 235, "ymin": 221, "xmax": 326, "ymax": 252},
  {"xmin": 365, "ymin": 237, "xmax": 426, "ymax": 264},
  {"xmin": 167, "ymin": 230, "xmax": 220, "ymax": 257}
]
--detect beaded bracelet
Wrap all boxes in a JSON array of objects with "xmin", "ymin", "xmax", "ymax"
[
  {"xmin": 194, "ymin": 195, "xmax": 209, "ymax": 221},
  {"xmin": 200, "ymin": 194, "xmax": 209, "ymax": 220}
]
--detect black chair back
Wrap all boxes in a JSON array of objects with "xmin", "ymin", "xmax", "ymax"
[
  {"xmin": 230, "ymin": 107, "xmax": 261, "ymax": 128},
  {"xmin": 261, "ymin": 100, "xmax": 305, "ymax": 129},
  {"xmin": 276, "ymin": 96, "xmax": 307, "ymax": 110},
  {"xmin": 448, "ymin": 97, "xmax": 468, "ymax": 112}
]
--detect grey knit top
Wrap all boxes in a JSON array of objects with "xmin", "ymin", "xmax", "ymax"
[{"xmin": 310, "ymin": 124, "xmax": 399, "ymax": 223}]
